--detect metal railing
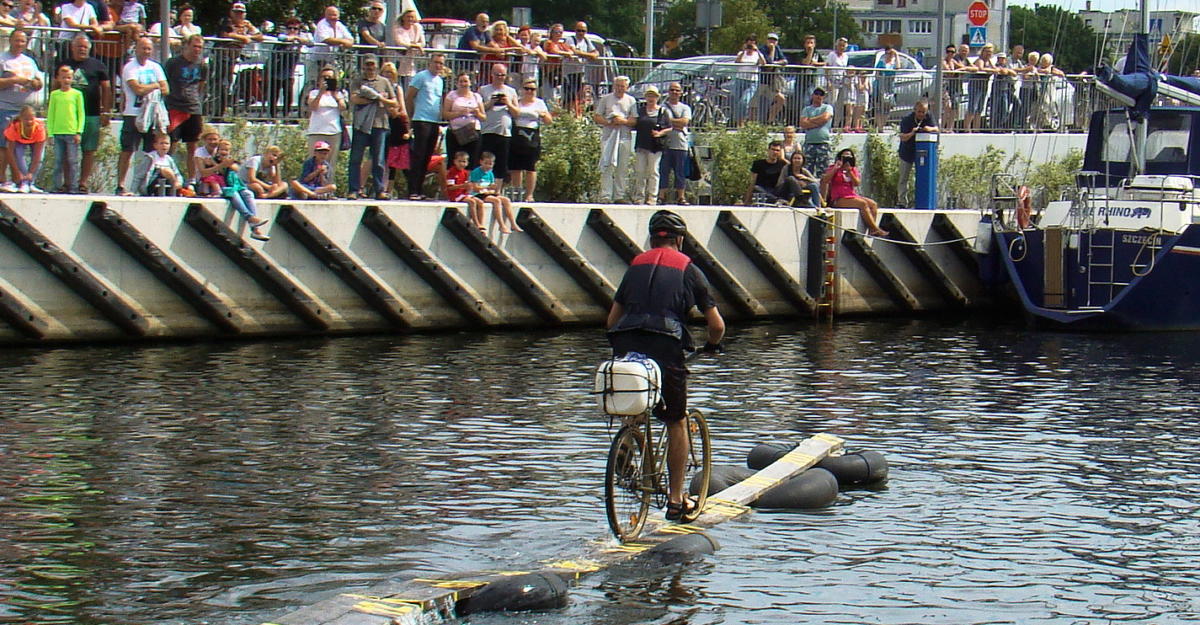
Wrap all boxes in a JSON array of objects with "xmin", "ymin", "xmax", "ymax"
[{"xmin": 7, "ymin": 27, "xmax": 1125, "ymax": 133}]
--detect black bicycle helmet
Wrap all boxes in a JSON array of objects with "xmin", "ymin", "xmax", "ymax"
[{"xmin": 648, "ymin": 210, "xmax": 687, "ymax": 238}]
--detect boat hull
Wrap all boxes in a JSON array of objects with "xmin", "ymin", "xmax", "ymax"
[{"xmin": 990, "ymin": 224, "xmax": 1200, "ymax": 331}]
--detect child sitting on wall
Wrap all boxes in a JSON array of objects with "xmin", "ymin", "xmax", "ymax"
[
  {"xmin": 446, "ymin": 150, "xmax": 486, "ymax": 230},
  {"xmin": 129, "ymin": 132, "xmax": 184, "ymax": 196},
  {"xmin": 215, "ymin": 139, "xmax": 270, "ymax": 241},
  {"xmin": 289, "ymin": 141, "xmax": 337, "ymax": 200}
]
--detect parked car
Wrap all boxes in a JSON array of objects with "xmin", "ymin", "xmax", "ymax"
[{"xmin": 841, "ymin": 49, "xmax": 931, "ymax": 122}]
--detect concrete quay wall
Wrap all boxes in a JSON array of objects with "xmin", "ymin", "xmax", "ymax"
[{"xmin": 0, "ymin": 196, "xmax": 988, "ymax": 344}]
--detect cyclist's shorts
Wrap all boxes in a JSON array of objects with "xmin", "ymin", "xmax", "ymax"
[{"xmin": 609, "ymin": 330, "xmax": 687, "ymax": 422}]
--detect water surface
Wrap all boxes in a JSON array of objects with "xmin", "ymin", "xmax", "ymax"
[{"xmin": 1, "ymin": 320, "xmax": 1197, "ymax": 624}]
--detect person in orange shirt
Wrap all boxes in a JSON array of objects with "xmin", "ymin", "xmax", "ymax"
[{"xmin": 3, "ymin": 105, "xmax": 46, "ymax": 193}]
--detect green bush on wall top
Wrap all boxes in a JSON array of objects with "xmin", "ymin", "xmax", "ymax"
[{"xmin": 537, "ymin": 112, "xmax": 602, "ymax": 203}]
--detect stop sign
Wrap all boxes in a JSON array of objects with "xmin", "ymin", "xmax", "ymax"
[{"xmin": 968, "ymin": 1, "xmax": 989, "ymax": 26}]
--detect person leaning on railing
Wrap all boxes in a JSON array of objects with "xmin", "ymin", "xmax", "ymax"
[
  {"xmin": 391, "ymin": 8, "xmax": 423, "ymax": 90},
  {"xmin": 56, "ymin": 0, "xmax": 103, "ymax": 40},
  {"xmin": 213, "ymin": 2, "xmax": 261, "ymax": 118}
]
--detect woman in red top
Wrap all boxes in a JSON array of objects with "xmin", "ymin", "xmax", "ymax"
[
  {"xmin": 822, "ymin": 148, "xmax": 887, "ymax": 237},
  {"xmin": 540, "ymin": 23, "xmax": 574, "ymax": 105}
]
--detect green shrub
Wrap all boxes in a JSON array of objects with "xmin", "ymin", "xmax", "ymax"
[
  {"xmin": 863, "ymin": 130, "xmax": 900, "ymax": 207},
  {"xmin": 537, "ymin": 111, "xmax": 601, "ymax": 203},
  {"xmin": 698, "ymin": 122, "xmax": 770, "ymax": 205}
]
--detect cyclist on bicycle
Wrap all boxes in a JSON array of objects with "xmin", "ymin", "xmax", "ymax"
[{"xmin": 606, "ymin": 209, "xmax": 725, "ymax": 521}]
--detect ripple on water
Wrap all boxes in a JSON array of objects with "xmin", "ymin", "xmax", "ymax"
[{"xmin": 2, "ymin": 322, "xmax": 1200, "ymax": 624}]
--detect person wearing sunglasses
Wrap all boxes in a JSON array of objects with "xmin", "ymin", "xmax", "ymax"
[
  {"xmin": 509, "ymin": 78, "xmax": 551, "ymax": 202},
  {"xmin": 562, "ymin": 21, "xmax": 598, "ymax": 111},
  {"xmin": 356, "ymin": 1, "xmax": 387, "ymax": 51}
]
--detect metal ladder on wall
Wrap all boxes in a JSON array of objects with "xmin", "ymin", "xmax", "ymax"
[{"xmin": 816, "ymin": 212, "xmax": 837, "ymax": 322}]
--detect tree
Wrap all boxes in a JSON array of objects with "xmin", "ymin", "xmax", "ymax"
[
  {"xmin": 760, "ymin": 0, "xmax": 860, "ymax": 50},
  {"xmin": 657, "ymin": 0, "xmax": 774, "ymax": 58},
  {"xmin": 1008, "ymin": 5, "xmax": 1101, "ymax": 73}
]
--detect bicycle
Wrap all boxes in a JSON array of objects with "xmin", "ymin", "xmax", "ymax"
[{"xmin": 598, "ymin": 354, "xmax": 712, "ymax": 542}]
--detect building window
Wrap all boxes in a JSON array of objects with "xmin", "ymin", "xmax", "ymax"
[
  {"xmin": 1085, "ymin": 19, "xmax": 1092, "ymax": 27},
  {"xmin": 877, "ymin": 0, "xmax": 892, "ymax": 5},
  {"xmin": 862, "ymin": 19, "xmax": 902, "ymax": 34},
  {"xmin": 908, "ymin": 20, "xmax": 932, "ymax": 33},
  {"xmin": 1104, "ymin": 18, "xmax": 1112, "ymax": 28}
]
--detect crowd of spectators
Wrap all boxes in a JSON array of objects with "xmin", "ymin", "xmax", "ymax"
[{"xmin": 0, "ymin": 2, "xmax": 1189, "ymax": 228}]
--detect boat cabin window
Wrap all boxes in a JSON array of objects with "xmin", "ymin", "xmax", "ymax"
[{"xmin": 1102, "ymin": 112, "xmax": 1191, "ymax": 165}]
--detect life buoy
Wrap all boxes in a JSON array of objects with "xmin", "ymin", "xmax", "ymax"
[{"xmin": 1016, "ymin": 185, "xmax": 1032, "ymax": 229}]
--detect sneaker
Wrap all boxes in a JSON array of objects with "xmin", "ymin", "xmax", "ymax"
[
  {"xmin": 249, "ymin": 229, "xmax": 270, "ymax": 241},
  {"xmin": 18, "ymin": 182, "xmax": 29, "ymax": 193},
  {"xmin": 28, "ymin": 184, "xmax": 44, "ymax": 194},
  {"xmin": 0, "ymin": 182, "xmax": 17, "ymax": 193}
]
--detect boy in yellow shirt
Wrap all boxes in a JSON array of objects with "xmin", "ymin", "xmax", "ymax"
[{"xmin": 45, "ymin": 65, "xmax": 85, "ymax": 193}]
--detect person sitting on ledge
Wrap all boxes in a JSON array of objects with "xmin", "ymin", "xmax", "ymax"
[
  {"xmin": 240, "ymin": 145, "xmax": 287, "ymax": 199},
  {"xmin": 289, "ymin": 141, "xmax": 337, "ymax": 200},
  {"xmin": 822, "ymin": 147, "xmax": 887, "ymax": 237},
  {"xmin": 740, "ymin": 140, "xmax": 787, "ymax": 205}
]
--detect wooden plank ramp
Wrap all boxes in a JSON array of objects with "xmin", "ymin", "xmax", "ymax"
[{"xmin": 261, "ymin": 432, "xmax": 843, "ymax": 625}]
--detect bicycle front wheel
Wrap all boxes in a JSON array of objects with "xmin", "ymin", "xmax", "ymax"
[
  {"xmin": 680, "ymin": 409, "xmax": 712, "ymax": 523},
  {"xmin": 605, "ymin": 424, "xmax": 650, "ymax": 542}
]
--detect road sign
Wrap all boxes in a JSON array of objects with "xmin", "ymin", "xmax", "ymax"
[
  {"xmin": 967, "ymin": 1, "xmax": 989, "ymax": 26},
  {"xmin": 968, "ymin": 25, "xmax": 987, "ymax": 47}
]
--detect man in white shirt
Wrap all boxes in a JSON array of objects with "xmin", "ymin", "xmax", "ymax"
[
  {"xmin": 657, "ymin": 82, "xmax": 693, "ymax": 205},
  {"xmin": 592, "ymin": 75, "xmax": 636, "ymax": 203},
  {"xmin": 117, "ymin": 36, "xmax": 168, "ymax": 195},
  {"xmin": 478, "ymin": 63, "xmax": 518, "ymax": 194},
  {"xmin": 0, "ymin": 29, "xmax": 42, "ymax": 192},
  {"xmin": 825, "ymin": 37, "xmax": 850, "ymax": 130},
  {"xmin": 57, "ymin": 0, "xmax": 102, "ymax": 39},
  {"xmin": 313, "ymin": 5, "xmax": 353, "ymax": 69}
]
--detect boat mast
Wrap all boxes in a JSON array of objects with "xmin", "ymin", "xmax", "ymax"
[{"xmin": 1133, "ymin": 0, "xmax": 1150, "ymax": 176}]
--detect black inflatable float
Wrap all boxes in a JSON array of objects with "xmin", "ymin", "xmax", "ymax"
[
  {"xmin": 456, "ymin": 571, "xmax": 570, "ymax": 615},
  {"xmin": 692, "ymin": 463, "xmax": 838, "ymax": 509},
  {"xmin": 747, "ymin": 443, "xmax": 888, "ymax": 486},
  {"xmin": 639, "ymin": 532, "xmax": 720, "ymax": 564},
  {"xmin": 753, "ymin": 467, "xmax": 839, "ymax": 509}
]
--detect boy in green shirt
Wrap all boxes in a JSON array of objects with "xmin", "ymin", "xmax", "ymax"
[{"xmin": 45, "ymin": 65, "xmax": 85, "ymax": 193}]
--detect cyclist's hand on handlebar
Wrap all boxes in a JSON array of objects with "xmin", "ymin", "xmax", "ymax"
[{"xmin": 701, "ymin": 341, "xmax": 724, "ymax": 354}]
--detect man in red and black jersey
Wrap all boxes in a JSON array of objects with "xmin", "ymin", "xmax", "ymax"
[{"xmin": 606, "ymin": 210, "xmax": 725, "ymax": 521}]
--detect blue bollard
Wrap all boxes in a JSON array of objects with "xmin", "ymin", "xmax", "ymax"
[{"xmin": 914, "ymin": 132, "xmax": 939, "ymax": 210}]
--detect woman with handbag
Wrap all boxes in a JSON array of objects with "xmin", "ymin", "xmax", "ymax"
[
  {"xmin": 631, "ymin": 85, "xmax": 669, "ymax": 205},
  {"xmin": 509, "ymin": 78, "xmax": 551, "ymax": 202},
  {"xmin": 443, "ymin": 71, "xmax": 485, "ymax": 168},
  {"xmin": 306, "ymin": 66, "xmax": 348, "ymax": 172}
]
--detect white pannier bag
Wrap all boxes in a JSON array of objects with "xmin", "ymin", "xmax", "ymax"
[{"xmin": 594, "ymin": 352, "xmax": 662, "ymax": 416}]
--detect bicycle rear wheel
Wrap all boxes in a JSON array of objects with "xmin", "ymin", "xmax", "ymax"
[
  {"xmin": 680, "ymin": 409, "xmax": 712, "ymax": 523},
  {"xmin": 605, "ymin": 424, "xmax": 651, "ymax": 542}
]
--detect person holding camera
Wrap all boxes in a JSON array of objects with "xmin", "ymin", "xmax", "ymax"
[
  {"xmin": 732, "ymin": 36, "xmax": 763, "ymax": 124},
  {"xmin": 348, "ymin": 53, "xmax": 399, "ymax": 200},
  {"xmin": 822, "ymin": 148, "xmax": 887, "ymax": 237},
  {"xmin": 443, "ymin": 71, "xmax": 486, "ymax": 169},
  {"xmin": 306, "ymin": 65, "xmax": 348, "ymax": 172},
  {"xmin": 478, "ymin": 63, "xmax": 519, "ymax": 197}
]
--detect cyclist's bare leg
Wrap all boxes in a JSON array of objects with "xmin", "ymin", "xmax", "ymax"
[{"xmin": 666, "ymin": 417, "xmax": 689, "ymax": 505}]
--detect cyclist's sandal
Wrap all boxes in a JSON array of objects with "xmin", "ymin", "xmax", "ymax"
[{"xmin": 665, "ymin": 497, "xmax": 698, "ymax": 522}]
